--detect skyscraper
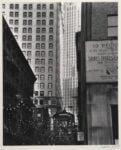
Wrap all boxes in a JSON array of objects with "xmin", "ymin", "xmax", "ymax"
[
  {"xmin": 2, "ymin": 3, "xmax": 62, "ymax": 108},
  {"xmin": 61, "ymin": 3, "xmax": 81, "ymax": 123}
]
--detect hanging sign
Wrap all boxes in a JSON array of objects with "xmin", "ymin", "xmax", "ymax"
[{"xmin": 85, "ymin": 40, "xmax": 118, "ymax": 82}]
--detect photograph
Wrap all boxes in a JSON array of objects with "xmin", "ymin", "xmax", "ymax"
[{"xmin": 2, "ymin": 1, "xmax": 118, "ymax": 146}]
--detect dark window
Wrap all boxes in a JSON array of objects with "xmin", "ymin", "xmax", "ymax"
[
  {"xmin": 28, "ymin": 12, "xmax": 32, "ymax": 17},
  {"xmin": 15, "ymin": 20, "xmax": 19, "ymax": 25},
  {"xmin": 27, "ymin": 43, "xmax": 32, "ymax": 49},
  {"xmin": 40, "ymin": 83, "xmax": 45, "ymax": 89},
  {"xmin": 35, "ymin": 59, "xmax": 40, "ymax": 65},
  {"xmin": 48, "ymin": 59, "xmax": 53, "ymax": 65},
  {"xmin": 41, "ymin": 59, "xmax": 45, "ymax": 65},
  {"xmin": 48, "ymin": 75, "xmax": 53, "ymax": 81},
  {"xmin": 49, "ymin": 20, "xmax": 53, "ymax": 25},
  {"xmin": 37, "ymin": 4, "xmax": 41, "ymax": 9},
  {"xmin": 42, "ymin": 20, "xmax": 46, "ymax": 25},
  {"xmin": 49, "ymin": 35, "xmax": 53, "ymax": 41},
  {"xmin": 42, "ymin": 4, "xmax": 46, "ymax": 10},
  {"xmin": 40, "ymin": 75, "xmax": 45, "ymax": 80},
  {"xmin": 50, "ymin": 4, "xmax": 54, "ymax": 9},
  {"xmin": 40, "ymin": 67, "xmax": 45, "ymax": 73},
  {"xmin": 35, "ymin": 51, "xmax": 40, "ymax": 57},
  {"xmin": 42, "ymin": 28, "xmax": 46, "ymax": 33},
  {"xmin": 36, "ymin": 43, "xmax": 40, "ymax": 49},
  {"xmin": 22, "ymin": 43, "xmax": 26, "ymax": 49},
  {"xmin": 23, "ymin": 12, "xmax": 27, "ymax": 17},
  {"xmin": 42, "ymin": 12, "xmax": 46, "ymax": 17},
  {"xmin": 48, "ymin": 51, "xmax": 53, "ymax": 57},
  {"xmin": 36, "ymin": 35, "xmax": 40, "ymax": 41},
  {"xmin": 35, "ymin": 67, "xmax": 39, "ymax": 72},
  {"xmin": 49, "ymin": 12, "xmax": 53, "ymax": 17},
  {"xmin": 23, "ymin": 20, "xmax": 27, "ymax": 25},
  {"xmin": 28, "ymin": 20, "xmax": 32, "ymax": 25},
  {"xmin": 49, "ymin": 28, "xmax": 53, "ymax": 33},
  {"xmin": 35, "ymin": 91, "xmax": 38, "ymax": 96},
  {"xmin": 15, "ymin": 4, "xmax": 19, "ymax": 9},
  {"xmin": 14, "ymin": 27, "xmax": 18, "ymax": 33},
  {"xmin": 48, "ymin": 67, "xmax": 53, "ymax": 73},
  {"xmin": 10, "ymin": 12, "xmax": 13, "ymax": 17},
  {"xmin": 37, "ymin": 20, "xmax": 41, "ymax": 25},
  {"xmin": 23, "ymin": 28, "xmax": 27, "ymax": 33},
  {"xmin": 41, "ymin": 51, "xmax": 45, "ymax": 57},
  {"xmin": 40, "ymin": 91, "xmax": 44, "ymax": 96},
  {"xmin": 37, "ymin": 12, "xmax": 41, "ymax": 17},
  {"xmin": 15, "ymin": 12, "xmax": 19, "ymax": 17},
  {"xmin": 49, "ymin": 43, "xmax": 53, "ymax": 49},
  {"xmin": 22, "ymin": 35, "xmax": 26, "ymax": 41},
  {"xmin": 29, "ymin": 4, "xmax": 32, "ymax": 9},
  {"xmin": 9, "ymin": 19, "xmax": 13, "ymax": 25},
  {"xmin": 10, "ymin": 4, "xmax": 14, "ymax": 9},
  {"xmin": 23, "ymin": 4, "xmax": 27, "ymax": 9},
  {"xmin": 28, "ymin": 28, "xmax": 32, "ymax": 33},
  {"xmin": 36, "ymin": 28, "xmax": 41, "ymax": 33},
  {"xmin": 41, "ymin": 35, "xmax": 46, "ymax": 41},
  {"xmin": 41, "ymin": 43, "xmax": 45, "ymax": 49},
  {"xmin": 28, "ymin": 35, "xmax": 32, "ymax": 41}
]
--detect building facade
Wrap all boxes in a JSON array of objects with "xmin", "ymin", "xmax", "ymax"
[
  {"xmin": 3, "ymin": 17, "xmax": 36, "ymax": 144},
  {"xmin": 2, "ymin": 3, "xmax": 62, "ymax": 109},
  {"xmin": 61, "ymin": 3, "xmax": 81, "ymax": 123},
  {"xmin": 76, "ymin": 2, "xmax": 118, "ymax": 144}
]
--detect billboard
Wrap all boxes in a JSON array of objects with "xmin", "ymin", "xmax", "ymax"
[{"xmin": 85, "ymin": 40, "xmax": 118, "ymax": 82}]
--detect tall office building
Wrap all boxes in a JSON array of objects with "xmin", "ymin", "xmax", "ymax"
[
  {"xmin": 61, "ymin": 3, "xmax": 81, "ymax": 123},
  {"xmin": 2, "ymin": 3, "xmax": 62, "ymax": 108}
]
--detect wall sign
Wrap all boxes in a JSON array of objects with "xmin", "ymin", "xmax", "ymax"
[{"xmin": 85, "ymin": 40, "xmax": 118, "ymax": 82}]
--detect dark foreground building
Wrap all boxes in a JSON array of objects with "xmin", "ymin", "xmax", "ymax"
[
  {"xmin": 76, "ymin": 3, "xmax": 118, "ymax": 144},
  {"xmin": 3, "ymin": 17, "xmax": 36, "ymax": 145}
]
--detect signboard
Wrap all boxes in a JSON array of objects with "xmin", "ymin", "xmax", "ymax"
[{"xmin": 85, "ymin": 40, "xmax": 118, "ymax": 82}]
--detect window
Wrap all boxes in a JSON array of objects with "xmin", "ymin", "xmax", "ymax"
[
  {"xmin": 35, "ymin": 59, "xmax": 40, "ymax": 65},
  {"xmin": 49, "ymin": 28, "xmax": 53, "ymax": 33},
  {"xmin": 23, "ymin": 20, "xmax": 27, "ymax": 25},
  {"xmin": 48, "ymin": 91, "xmax": 52, "ymax": 96},
  {"xmin": 41, "ymin": 51, "xmax": 45, "ymax": 57},
  {"xmin": 23, "ymin": 12, "xmax": 27, "ymax": 17},
  {"xmin": 37, "ymin": 12, "xmax": 41, "ymax": 17},
  {"xmin": 23, "ymin": 28, "xmax": 27, "ymax": 33},
  {"xmin": 41, "ymin": 35, "xmax": 46, "ymax": 41},
  {"xmin": 50, "ymin": 4, "xmax": 54, "ymax": 9},
  {"xmin": 37, "ymin": 20, "xmax": 41, "ymax": 25},
  {"xmin": 49, "ymin": 12, "xmax": 53, "ymax": 17},
  {"xmin": 15, "ymin": 12, "xmax": 19, "ymax": 17},
  {"xmin": 48, "ymin": 51, "xmax": 53, "ymax": 57},
  {"xmin": 108, "ymin": 15, "xmax": 118, "ymax": 37},
  {"xmin": 35, "ymin": 91, "xmax": 38, "ymax": 96},
  {"xmin": 48, "ymin": 67, "xmax": 53, "ymax": 73},
  {"xmin": 27, "ymin": 43, "xmax": 32, "ymax": 49},
  {"xmin": 9, "ymin": 19, "xmax": 13, "ymax": 25},
  {"xmin": 15, "ymin": 4, "xmax": 19, "ymax": 9},
  {"xmin": 14, "ymin": 27, "xmax": 18, "ymax": 33},
  {"xmin": 27, "ymin": 59, "xmax": 31, "ymax": 64},
  {"xmin": 29, "ymin": 4, "xmax": 32, "ymax": 9},
  {"xmin": 22, "ymin": 43, "xmax": 26, "ymax": 49},
  {"xmin": 10, "ymin": 4, "xmax": 14, "ymax": 9},
  {"xmin": 49, "ymin": 35, "xmax": 53, "ymax": 41},
  {"xmin": 41, "ymin": 59, "xmax": 45, "ymax": 65},
  {"xmin": 48, "ymin": 59, "xmax": 53, "ymax": 65},
  {"xmin": 42, "ymin": 4, "xmax": 46, "ymax": 10},
  {"xmin": 15, "ymin": 20, "xmax": 19, "ymax": 25},
  {"xmin": 49, "ymin": 43, "xmax": 53, "ymax": 49},
  {"xmin": 10, "ymin": 12, "xmax": 13, "ymax": 17},
  {"xmin": 49, "ymin": 20, "xmax": 53, "ymax": 25},
  {"xmin": 35, "ymin": 51, "xmax": 40, "ymax": 57},
  {"xmin": 36, "ymin": 28, "xmax": 40, "ymax": 33},
  {"xmin": 36, "ymin": 43, "xmax": 40, "ymax": 49},
  {"xmin": 27, "ymin": 51, "xmax": 31, "ymax": 57},
  {"xmin": 48, "ymin": 75, "xmax": 53, "ymax": 81},
  {"xmin": 35, "ymin": 67, "xmax": 39, "ymax": 72},
  {"xmin": 37, "ymin": 4, "xmax": 41, "ymax": 10},
  {"xmin": 28, "ymin": 35, "xmax": 32, "ymax": 41},
  {"xmin": 40, "ymin": 83, "xmax": 45, "ymax": 89},
  {"xmin": 48, "ymin": 83, "xmax": 52, "ymax": 89},
  {"xmin": 40, "ymin": 67, "xmax": 45, "ymax": 73},
  {"xmin": 42, "ymin": 20, "xmax": 46, "ymax": 25},
  {"xmin": 40, "ymin": 91, "xmax": 44, "ymax": 96},
  {"xmin": 23, "ymin": 4, "xmax": 27, "ymax": 9},
  {"xmin": 40, "ymin": 75, "xmax": 45, "ymax": 80},
  {"xmin": 42, "ymin": 28, "xmax": 46, "ymax": 33},
  {"xmin": 22, "ymin": 51, "xmax": 26, "ymax": 56},
  {"xmin": 36, "ymin": 35, "xmax": 40, "ymax": 41},
  {"xmin": 22, "ymin": 35, "xmax": 26, "ymax": 41},
  {"xmin": 28, "ymin": 20, "xmax": 32, "ymax": 25},
  {"xmin": 28, "ymin": 12, "xmax": 32, "ymax": 17},
  {"xmin": 42, "ymin": 12, "xmax": 46, "ymax": 17},
  {"xmin": 2, "ymin": 4, "xmax": 5, "ymax": 9},
  {"xmin": 28, "ymin": 28, "xmax": 32, "ymax": 33},
  {"xmin": 41, "ymin": 43, "xmax": 45, "ymax": 49}
]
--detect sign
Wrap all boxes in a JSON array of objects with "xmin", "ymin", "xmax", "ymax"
[{"xmin": 85, "ymin": 40, "xmax": 118, "ymax": 82}]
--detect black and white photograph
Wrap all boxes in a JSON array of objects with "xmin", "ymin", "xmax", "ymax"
[{"xmin": 2, "ymin": 1, "xmax": 118, "ymax": 146}]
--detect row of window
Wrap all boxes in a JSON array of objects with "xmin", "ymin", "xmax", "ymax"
[
  {"xmin": 11, "ymin": 27, "xmax": 53, "ymax": 34},
  {"xmin": 23, "ymin": 51, "xmax": 53, "ymax": 57},
  {"xmin": 9, "ymin": 19, "xmax": 54, "ymax": 25},
  {"xmin": 36, "ymin": 74, "xmax": 53, "ymax": 81},
  {"xmin": 22, "ymin": 35, "xmax": 53, "ymax": 41},
  {"xmin": 7, "ymin": 4, "xmax": 54, "ymax": 10},
  {"xmin": 35, "ymin": 59, "xmax": 53, "ymax": 65},
  {"xmin": 35, "ymin": 66, "xmax": 53, "ymax": 73},
  {"xmin": 34, "ymin": 91, "xmax": 52, "ymax": 97},
  {"xmin": 21, "ymin": 12, "xmax": 54, "ymax": 18},
  {"xmin": 36, "ymin": 83, "xmax": 53, "ymax": 89}
]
